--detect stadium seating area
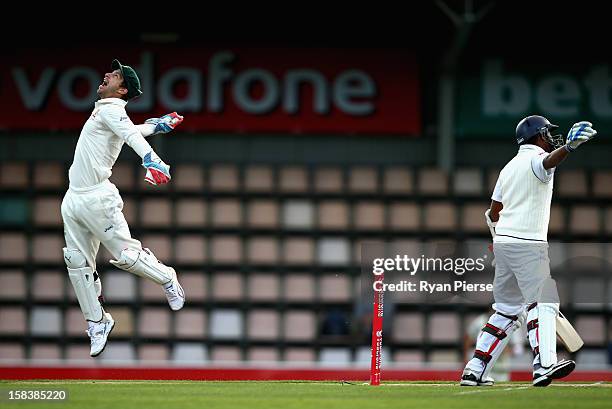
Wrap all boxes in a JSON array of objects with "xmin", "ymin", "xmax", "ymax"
[{"xmin": 0, "ymin": 161, "xmax": 610, "ymax": 366}]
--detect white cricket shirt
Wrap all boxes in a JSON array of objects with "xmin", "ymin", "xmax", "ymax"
[
  {"xmin": 492, "ymin": 144, "xmax": 555, "ymax": 242},
  {"xmin": 68, "ymin": 98, "xmax": 154, "ymax": 189}
]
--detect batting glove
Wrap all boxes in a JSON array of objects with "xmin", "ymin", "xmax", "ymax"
[
  {"xmin": 145, "ymin": 112, "xmax": 184, "ymax": 135},
  {"xmin": 514, "ymin": 308, "xmax": 527, "ymax": 330},
  {"xmin": 484, "ymin": 209, "xmax": 497, "ymax": 239},
  {"xmin": 565, "ymin": 121, "xmax": 597, "ymax": 152},
  {"xmin": 142, "ymin": 152, "xmax": 171, "ymax": 186}
]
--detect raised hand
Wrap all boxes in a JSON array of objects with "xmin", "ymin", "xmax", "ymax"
[
  {"xmin": 565, "ymin": 121, "xmax": 597, "ymax": 152},
  {"xmin": 142, "ymin": 152, "xmax": 171, "ymax": 186},
  {"xmin": 145, "ymin": 112, "xmax": 184, "ymax": 135}
]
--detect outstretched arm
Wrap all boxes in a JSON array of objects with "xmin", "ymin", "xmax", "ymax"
[
  {"xmin": 136, "ymin": 112, "xmax": 184, "ymax": 138},
  {"xmin": 543, "ymin": 121, "xmax": 597, "ymax": 169},
  {"xmin": 135, "ymin": 123, "xmax": 156, "ymax": 138},
  {"xmin": 542, "ymin": 145, "xmax": 569, "ymax": 170},
  {"xmin": 99, "ymin": 106, "xmax": 171, "ymax": 186}
]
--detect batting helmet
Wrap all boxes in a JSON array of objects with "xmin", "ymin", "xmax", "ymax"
[{"xmin": 515, "ymin": 115, "xmax": 560, "ymax": 146}]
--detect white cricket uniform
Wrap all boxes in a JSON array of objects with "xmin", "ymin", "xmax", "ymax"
[
  {"xmin": 61, "ymin": 98, "xmax": 155, "ymax": 272},
  {"xmin": 490, "ymin": 144, "xmax": 557, "ymax": 313},
  {"xmin": 465, "ymin": 144, "xmax": 562, "ymax": 375}
]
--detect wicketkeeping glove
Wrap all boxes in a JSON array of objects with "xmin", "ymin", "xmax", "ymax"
[
  {"xmin": 145, "ymin": 112, "xmax": 184, "ymax": 135},
  {"xmin": 565, "ymin": 121, "xmax": 597, "ymax": 152},
  {"xmin": 142, "ymin": 152, "xmax": 171, "ymax": 186}
]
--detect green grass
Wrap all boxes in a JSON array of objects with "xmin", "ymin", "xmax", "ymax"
[{"xmin": 1, "ymin": 381, "xmax": 610, "ymax": 409}]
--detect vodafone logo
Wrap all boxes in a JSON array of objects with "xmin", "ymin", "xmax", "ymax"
[
  {"xmin": 5, "ymin": 48, "xmax": 420, "ymax": 133},
  {"xmin": 12, "ymin": 51, "xmax": 377, "ymax": 115}
]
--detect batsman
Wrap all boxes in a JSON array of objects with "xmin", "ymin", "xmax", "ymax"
[
  {"xmin": 61, "ymin": 59, "xmax": 186, "ymax": 357},
  {"xmin": 460, "ymin": 115, "xmax": 597, "ymax": 387}
]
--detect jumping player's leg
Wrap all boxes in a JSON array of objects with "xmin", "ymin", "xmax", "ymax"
[
  {"xmin": 92, "ymin": 184, "xmax": 184, "ymax": 310},
  {"xmin": 62, "ymin": 207, "xmax": 106, "ymax": 322},
  {"xmin": 62, "ymin": 195, "xmax": 114, "ymax": 357}
]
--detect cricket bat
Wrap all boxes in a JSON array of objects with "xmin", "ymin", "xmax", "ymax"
[{"xmin": 556, "ymin": 311, "xmax": 584, "ymax": 353}]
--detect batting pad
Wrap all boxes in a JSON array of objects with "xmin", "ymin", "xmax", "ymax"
[
  {"xmin": 537, "ymin": 303, "xmax": 559, "ymax": 368},
  {"xmin": 64, "ymin": 247, "xmax": 103, "ymax": 322},
  {"xmin": 466, "ymin": 310, "xmax": 523, "ymax": 381},
  {"xmin": 68, "ymin": 266, "xmax": 104, "ymax": 322},
  {"xmin": 110, "ymin": 248, "xmax": 173, "ymax": 285}
]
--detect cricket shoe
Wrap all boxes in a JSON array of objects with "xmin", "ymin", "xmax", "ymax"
[
  {"xmin": 460, "ymin": 369, "xmax": 494, "ymax": 386},
  {"xmin": 163, "ymin": 268, "xmax": 185, "ymax": 311},
  {"xmin": 532, "ymin": 359, "xmax": 576, "ymax": 387},
  {"xmin": 87, "ymin": 313, "xmax": 115, "ymax": 357}
]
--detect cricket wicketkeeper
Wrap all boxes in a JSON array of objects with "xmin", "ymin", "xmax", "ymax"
[
  {"xmin": 61, "ymin": 59, "xmax": 185, "ymax": 357},
  {"xmin": 460, "ymin": 115, "xmax": 597, "ymax": 387}
]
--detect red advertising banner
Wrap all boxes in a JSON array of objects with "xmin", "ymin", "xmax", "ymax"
[{"xmin": 1, "ymin": 47, "xmax": 420, "ymax": 134}]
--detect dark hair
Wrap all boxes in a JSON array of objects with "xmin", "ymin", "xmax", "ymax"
[{"xmin": 118, "ymin": 79, "xmax": 129, "ymax": 101}]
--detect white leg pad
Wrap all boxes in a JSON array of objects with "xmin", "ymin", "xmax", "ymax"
[
  {"xmin": 110, "ymin": 248, "xmax": 173, "ymax": 285},
  {"xmin": 466, "ymin": 306, "xmax": 526, "ymax": 381},
  {"xmin": 537, "ymin": 303, "xmax": 559, "ymax": 368},
  {"xmin": 527, "ymin": 304, "xmax": 540, "ymax": 365},
  {"xmin": 480, "ymin": 309, "xmax": 527, "ymax": 380},
  {"xmin": 480, "ymin": 336, "xmax": 511, "ymax": 381},
  {"xmin": 64, "ymin": 248, "xmax": 103, "ymax": 322}
]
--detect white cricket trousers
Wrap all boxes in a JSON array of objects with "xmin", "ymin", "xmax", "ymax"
[
  {"xmin": 61, "ymin": 180, "xmax": 142, "ymax": 272},
  {"xmin": 492, "ymin": 242, "xmax": 559, "ymax": 313}
]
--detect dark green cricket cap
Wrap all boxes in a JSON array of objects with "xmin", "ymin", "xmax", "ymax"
[{"xmin": 111, "ymin": 59, "xmax": 143, "ymax": 100}]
